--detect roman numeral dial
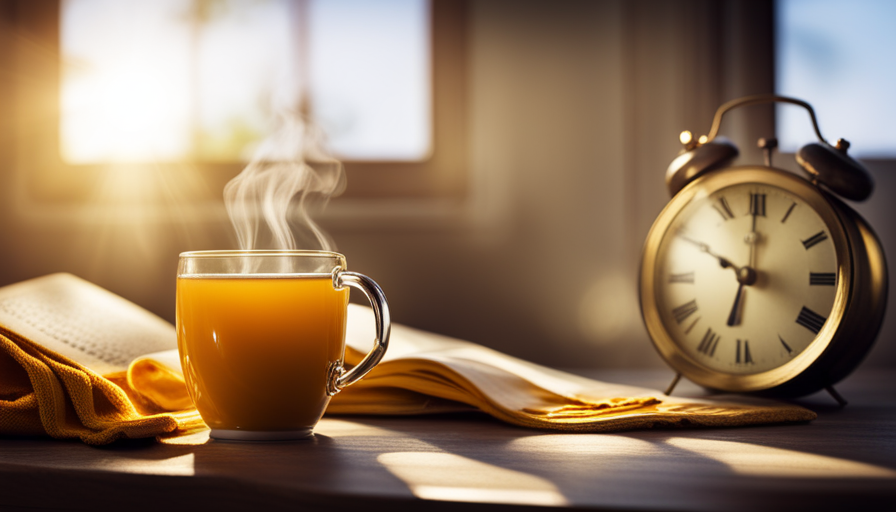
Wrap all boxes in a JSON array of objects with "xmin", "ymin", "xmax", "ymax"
[
  {"xmin": 735, "ymin": 339, "xmax": 753, "ymax": 365},
  {"xmin": 749, "ymin": 193, "xmax": 766, "ymax": 217},
  {"xmin": 669, "ymin": 272, "xmax": 695, "ymax": 284},
  {"xmin": 697, "ymin": 328, "xmax": 719, "ymax": 357},
  {"xmin": 653, "ymin": 181, "xmax": 839, "ymax": 376},
  {"xmin": 809, "ymin": 272, "xmax": 836, "ymax": 286},
  {"xmin": 781, "ymin": 202, "xmax": 797, "ymax": 223},
  {"xmin": 802, "ymin": 231, "xmax": 828, "ymax": 250},
  {"xmin": 672, "ymin": 300, "xmax": 698, "ymax": 324},
  {"xmin": 778, "ymin": 334, "xmax": 793, "ymax": 355},
  {"xmin": 796, "ymin": 306, "xmax": 827, "ymax": 334},
  {"xmin": 712, "ymin": 197, "xmax": 735, "ymax": 221}
]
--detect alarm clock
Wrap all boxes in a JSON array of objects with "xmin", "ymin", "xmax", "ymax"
[{"xmin": 639, "ymin": 95, "xmax": 888, "ymax": 404}]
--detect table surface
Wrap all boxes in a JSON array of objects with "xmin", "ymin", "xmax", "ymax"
[{"xmin": 2, "ymin": 369, "xmax": 895, "ymax": 512}]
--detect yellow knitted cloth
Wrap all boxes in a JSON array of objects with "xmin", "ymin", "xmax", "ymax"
[{"xmin": 0, "ymin": 326, "xmax": 203, "ymax": 446}]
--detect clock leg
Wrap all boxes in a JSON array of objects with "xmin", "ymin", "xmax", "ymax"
[
  {"xmin": 825, "ymin": 386, "xmax": 848, "ymax": 407},
  {"xmin": 664, "ymin": 373, "xmax": 682, "ymax": 396}
]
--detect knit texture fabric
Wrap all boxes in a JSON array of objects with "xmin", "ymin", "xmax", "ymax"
[{"xmin": 0, "ymin": 326, "xmax": 203, "ymax": 445}]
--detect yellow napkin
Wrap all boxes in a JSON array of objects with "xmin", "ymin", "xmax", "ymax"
[{"xmin": 0, "ymin": 326, "xmax": 203, "ymax": 446}]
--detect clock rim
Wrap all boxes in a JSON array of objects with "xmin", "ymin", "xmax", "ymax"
[{"xmin": 640, "ymin": 166, "xmax": 853, "ymax": 393}]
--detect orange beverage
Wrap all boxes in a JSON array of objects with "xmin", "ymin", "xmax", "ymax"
[{"xmin": 176, "ymin": 275, "xmax": 349, "ymax": 434}]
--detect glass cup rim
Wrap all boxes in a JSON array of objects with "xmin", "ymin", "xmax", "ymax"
[{"xmin": 179, "ymin": 249, "xmax": 344, "ymax": 259}]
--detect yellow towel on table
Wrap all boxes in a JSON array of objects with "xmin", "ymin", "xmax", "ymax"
[
  {"xmin": 0, "ymin": 274, "xmax": 200, "ymax": 445},
  {"xmin": 0, "ymin": 326, "xmax": 203, "ymax": 445}
]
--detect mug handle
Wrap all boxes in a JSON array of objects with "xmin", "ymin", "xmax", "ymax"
[{"xmin": 327, "ymin": 271, "xmax": 391, "ymax": 396}]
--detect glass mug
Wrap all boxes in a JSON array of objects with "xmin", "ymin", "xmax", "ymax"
[{"xmin": 176, "ymin": 250, "xmax": 389, "ymax": 441}]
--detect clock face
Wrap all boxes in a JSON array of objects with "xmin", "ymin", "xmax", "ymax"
[{"xmin": 654, "ymin": 181, "xmax": 839, "ymax": 375}]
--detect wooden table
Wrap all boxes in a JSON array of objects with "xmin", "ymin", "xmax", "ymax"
[{"xmin": 1, "ymin": 369, "xmax": 895, "ymax": 511}]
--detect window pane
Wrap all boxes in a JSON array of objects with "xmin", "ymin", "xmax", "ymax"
[
  {"xmin": 776, "ymin": 0, "xmax": 896, "ymax": 157},
  {"xmin": 309, "ymin": 0, "xmax": 431, "ymax": 160},
  {"xmin": 60, "ymin": 0, "xmax": 431, "ymax": 164},
  {"xmin": 61, "ymin": 0, "xmax": 193, "ymax": 163},
  {"xmin": 194, "ymin": 1, "xmax": 294, "ymax": 162}
]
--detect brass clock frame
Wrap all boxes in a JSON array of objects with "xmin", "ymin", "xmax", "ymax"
[{"xmin": 640, "ymin": 166, "xmax": 887, "ymax": 397}]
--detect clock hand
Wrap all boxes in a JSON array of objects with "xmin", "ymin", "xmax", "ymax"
[
  {"xmin": 679, "ymin": 233, "xmax": 758, "ymax": 284},
  {"xmin": 729, "ymin": 254, "xmax": 758, "ymax": 326},
  {"xmin": 747, "ymin": 209, "xmax": 760, "ymax": 270},
  {"xmin": 748, "ymin": 235, "xmax": 756, "ymax": 269},
  {"xmin": 727, "ymin": 281, "xmax": 745, "ymax": 326},
  {"xmin": 678, "ymin": 235, "xmax": 739, "ymax": 270}
]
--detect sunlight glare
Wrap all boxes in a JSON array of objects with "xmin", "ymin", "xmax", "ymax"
[
  {"xmin": 60, "ymin": 0, "xmax": 431, "ymax": 164},
  {"xmin": 667, "ymin": 437, "xmax": 896, "ymax": 478},
  {"xmin": 377, "ymin": 451, "xmax": 568, "ymax": 506},
  {"xmin": 61, "ymin": 0, "xmax": 191, "ymax": 163}
]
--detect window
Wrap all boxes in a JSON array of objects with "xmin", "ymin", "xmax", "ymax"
[
  {"xmin": 61, "ymin": 0, "xmax": 431, "ymax": 164},
  {"xmin": 10, "ymin": 0, "xmax": 467, "ymax": 205},
  {"xmin": 776, "ymin": 0, "xmax": 896, "ymax": 157}
]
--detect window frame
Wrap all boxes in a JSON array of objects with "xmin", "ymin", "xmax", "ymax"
[{"xmin": 8, "ymin": 0, "xmax": 468, "ymax": 207}]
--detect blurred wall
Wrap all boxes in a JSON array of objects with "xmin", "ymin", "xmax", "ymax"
[{"xmin": 1, "ymin": 0, "xmax": 894, "ymax": 370}]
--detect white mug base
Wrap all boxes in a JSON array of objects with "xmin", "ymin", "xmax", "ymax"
[{"xmin": 210, "ymin": 428, "xmax": 313, "ymax": 442}]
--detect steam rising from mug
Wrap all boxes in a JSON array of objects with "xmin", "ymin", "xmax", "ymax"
[{"xmin": 224, "ymin": 114, "xmax": 345, "ymax": 251}]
